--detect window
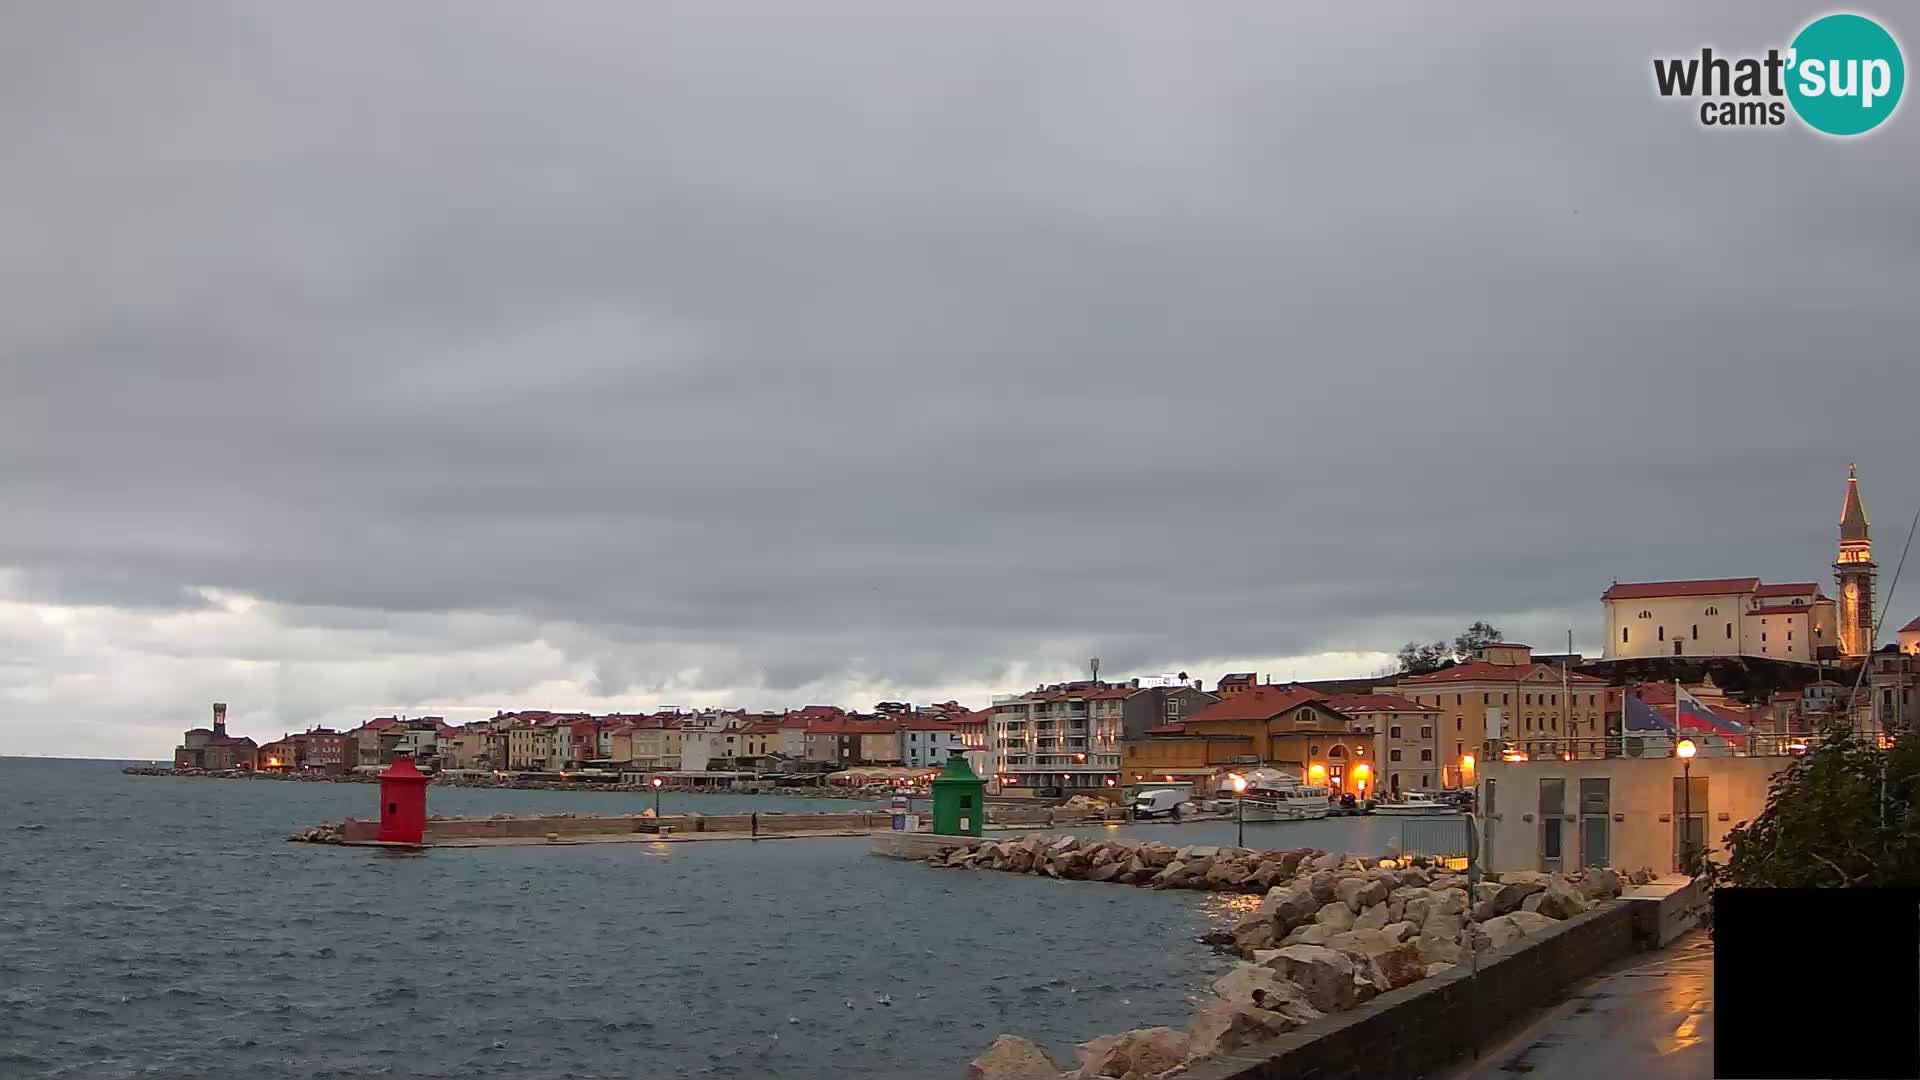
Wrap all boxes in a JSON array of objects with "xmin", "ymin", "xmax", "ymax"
[
  {"xmin": 1389, "ymin": 725, "xmax": 1401, "ymax": 739},
  {"xmin": 1390, "ymin": 749, "xmax": 1402, "ymax": 762},
  {"xmin": 1726, "ymin": 623, "xmax": 1733, "ymax": 639},
  {"xmin": 1639, "ymin": 610, "xmax": 1652, "ymax": 619},
  {"xmin": 1691, "ymin": 624, "xmax": 1698, "ymax": 640},
  {"xmin": 1550, "ymin": 695, "xmax": 1557, "ymax": 706},
  {"xmin": 1420, "ymin": 749, "xmax": 1433, "ymax": 762},
  {"xmin": 1705, "ymin": 606, "xmax": 1719, "ymax": 616},
  {"xmin": 1419, "ymin": 726, "xmax": 1433, "ymax": 739},
  {"xmin": 1658, "ymin": 626, "xmax": 1665, "ymax": 641},
  {"xmin": 1483, "ymin": 693, "xmax": 1490, "ymax": 705},
  {"xmin": 1762, "ymin": 632, "xmax": 1767, "ymax": 642},
  {"xmin": 1503, "ymin": 694, "xmax": 1510, "ymax": 705},
  {"xmin": 1454, "ymin": 741, "xmax": 1463, "ymax": 757},
  {"xmin": 1525, "ymin": 694, "xmax": 1533, "ymax": 705},
  {"xmin": 1788, "ymin": 630, "xmax": 1793, "ymax": 641},
  {"xmin": 1456, "ymin": 717, "xmax": 1462, "ymax": 731},
  {"xmin": 1524, "ymin": 717, "xmax": 1532, "ymax": 731},
  {"xmin": 1622, "ymin": 628, "xmax": 1630, "ymax": 643},
  {"xmin": 1422, "ymin": 773, "xmax": 1430, "ymax": 787},
  {"xmin": 1456, "ymin": 693, "xmax": 1463, "ymax": 706}
]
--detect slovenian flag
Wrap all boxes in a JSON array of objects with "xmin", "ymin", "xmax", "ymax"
[
  {"xmin": 1623, "ymin": 691, "xmax": 1671, "ymax": 733},
  {"xmin": 1676, "ymin": 685, "xmax": 1747, "ymax": 735}
]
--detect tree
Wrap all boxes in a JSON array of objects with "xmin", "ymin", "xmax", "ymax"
[
  {"xmin": 1707, "ymin": 727, "xmax": 1920, "ymax": 889},
  {"xmin": 1453, "ymin": 620, "xmax": 1504, "ymax": 658},
  {"xmin": 1396, "ymin": 621, "xmax": 1506, "ymax": 674},
  {"xmin": 1397, "ymin": 640, "xmax": 1451, "ymax": 675}
]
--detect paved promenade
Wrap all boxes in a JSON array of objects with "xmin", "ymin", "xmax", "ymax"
[{"xmin": 1450, "ymin": 933, "xmax": 1713, "ymax": 1080}]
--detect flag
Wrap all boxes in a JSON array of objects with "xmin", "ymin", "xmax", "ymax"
[
  {"xmin": 1623, "ymin": 691, "xmax": 1671, "ymax": 733},
  {"xmin": 1676, "ymin": 685, "xmax": 1748, "ymax": 735}
]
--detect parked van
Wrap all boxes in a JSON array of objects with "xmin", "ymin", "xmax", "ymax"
[{"xmin": 1131, "ymin": 788, "xmax": 1185, "ymax": 818}]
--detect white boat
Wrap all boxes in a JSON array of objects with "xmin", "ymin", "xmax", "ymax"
[
  {"xmin": 1236, "ymin": 780, "xmax": 1332, "ymax": 822},
  {"xmin": 1372, "ymin": 793, "xmax": 1459, "ymax": 816}
]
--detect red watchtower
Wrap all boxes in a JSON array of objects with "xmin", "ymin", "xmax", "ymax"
[{"xmin": 375, "ymin": 755, "xmax": 430, "ymax": 844}]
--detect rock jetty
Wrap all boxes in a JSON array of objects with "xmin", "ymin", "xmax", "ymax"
[{"xmin": 944, "ymin": 837, "xmax": 1627, "ymax": 1079}]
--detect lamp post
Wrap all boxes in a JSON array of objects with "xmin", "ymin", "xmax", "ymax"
[
  {"xmin": 651, "ymin": 774, "xmax": 664, "ymax": 819},
  {"xmin": 1230, "ymin": 773, "xmax": 1247, "ymax": 847},
  {"xmin": 1676, "ymin": 739, "xmax": 1696, "ymax": 872}
]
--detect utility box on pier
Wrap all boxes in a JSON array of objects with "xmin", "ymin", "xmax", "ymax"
[
  {"xmin": 376, "ymin": 755, "xmax": 430, "ymax": 844},
  {"xmin": 929, "ymin": 750, "xmax": 985, "ymax": 836}
]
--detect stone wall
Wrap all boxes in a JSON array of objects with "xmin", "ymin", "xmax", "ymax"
[{"xmin": 1176, "ymin": 902, "xmax": 1637, "ymax": 1080}]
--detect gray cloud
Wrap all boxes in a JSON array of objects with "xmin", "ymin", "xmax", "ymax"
[{"xmin": 4, "ymin": 3, "xmax": 1918, "ymax": 755}]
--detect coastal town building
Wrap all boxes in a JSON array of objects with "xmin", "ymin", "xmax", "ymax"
[
  {"xmin": 1122, "ymin": 684, "xmax": 1359, "ymax": 794},
  {"xmin": 988, "ymin": 680, "xmax": 1128, "ymax": 792},
  {"xmin": 952, "ymin": 709, "xmax": 991, "ymax": 777},
  {"xmin": 1318, "ymin": 693, "xmax": 1443, "ymax": 795},
  {"xmin": 173, "ymin": 703, "xmax": 258, "ymax": 770},
  {"xmin": 901, "ymin": 717, "xmax": 965, "ymax": 767},
  {"xmin": 1479, "ymin": 734, "xmax": 1793, "ymax": 875},
  {"xmin": 1601, "ymin": 577, "xmax": 1837, "ymax": 663},
  {"xmin": 1867, "ymin": 645, "xmax": 1920, "ymax": 733},
  {"xmin": 1901, "ymin": 617, "xmax": 1920, "ymax": 656},
  {"xmin": 1384, "ymin": 644, "xmax": 1608, "ymax": 788},
  {"xmin": 288, "ymin": 727, "xmax": 346, "ymax": 773}
]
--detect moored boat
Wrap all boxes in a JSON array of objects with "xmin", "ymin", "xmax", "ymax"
[{"xmin": 1371, "ymin": 792, "xmax": 1459, "ymax": 816}]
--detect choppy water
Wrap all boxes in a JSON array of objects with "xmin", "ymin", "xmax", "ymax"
[{"xmin": 1, "ymin": 758, "xmax": 1410, "ymax": 1079}]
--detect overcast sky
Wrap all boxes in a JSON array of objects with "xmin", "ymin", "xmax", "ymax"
[{"xmin": 4, "ymin": 3, "xmax": 1916, "ymax": 757}]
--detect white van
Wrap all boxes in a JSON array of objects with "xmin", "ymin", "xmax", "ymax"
[{"xmin": 1132, "ymin": 788, "xmax": 1185, "ymax": 818}]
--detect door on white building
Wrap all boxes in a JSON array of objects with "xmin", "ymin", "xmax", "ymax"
[
  {"xmin": 1578, "ymin": 777, "xmax": 1610, "ymax": 869},
  {"xmin": 1538, "ymin": 778, "xmax": 1565, "ymax": 873}
]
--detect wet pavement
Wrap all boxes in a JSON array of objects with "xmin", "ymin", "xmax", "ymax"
[{"xmin": 1452, "ymin": 934, "xmax": 1714, "ymax": 1080}]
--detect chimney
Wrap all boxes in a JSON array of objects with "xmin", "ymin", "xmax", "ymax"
[{"xmin": 212, "ymin": 702, "xmax": 228, "ymax": 738}]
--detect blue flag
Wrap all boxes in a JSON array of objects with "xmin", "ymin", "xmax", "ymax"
[{"xmin": 1623, "ymin": 692, "xmax": 1671, "ymax": 733}]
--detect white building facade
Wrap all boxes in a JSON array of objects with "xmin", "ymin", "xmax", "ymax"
[{"xmin": 1602, "ymin": 578, "xmax": 1837, "ymax": 663}]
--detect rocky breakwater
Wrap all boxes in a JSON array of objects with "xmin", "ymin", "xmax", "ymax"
[
  {"xmin": 938, "ymin": 837, "xmax": 1628, "ymax": 1079},
  {"xmin": 287, "ymin": 823, "xmax": 346, "ymax": 844}
]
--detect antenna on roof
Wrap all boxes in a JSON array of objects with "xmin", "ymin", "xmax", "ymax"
[{"xmin": 1089, "ymin": 657, "xmax": 1100, "ymax": 684}]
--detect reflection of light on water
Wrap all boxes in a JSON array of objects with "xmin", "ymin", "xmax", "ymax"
[{"xmin": 1195, "ymin": 893, "xmax": 1264, "ymax": 920}]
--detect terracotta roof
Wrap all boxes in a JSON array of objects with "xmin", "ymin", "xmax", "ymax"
[
  {"xmin": 1087, "ymin": 687, "xmax": 1138, "ymax": 701},
  {"xmin": 1395, "ymin": 661, "xmax": 1607, "ymax": 686},
  {"xmin": 1181, "ymin": 684, "xmax": 1324, "ymax": 723},
  {"xmin": 1602, "ymin": 578, "xmax": 1760, "ymax": 600},
  {"xmin": 1145, "ymin": 722, "xmax": 1189, "ymax": 735},
  {"xmin": 900, "ymin": 717, "xmax": 959, "ymax": 731},
  {"xmin": 1319, "ymin": 693, "xmax": 1439, "ymax": 714},
  {"xmin": 807, "ymin": 719, "xmax": 902, "ymax": 736},
  {"xmin": 569, "ymin": 720, "xmax": 598, "ymax": 736},
  {"xmin": 741, "ymin": 722, "xmax": 784, "ymax": 734},
  {"xmin": 1903, "ymin": 617, "xmax": 1920, "ymax": 633},
  {"xmin": 1485, "ymin": 643, "xmax": 1531, "ymax": 650},
  {"xmin": 1754, "ymin": 583, "xmax": 1822, "ymax": 597}
]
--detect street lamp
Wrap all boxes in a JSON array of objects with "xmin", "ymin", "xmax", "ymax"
[
  {"xmin": 651, "ymin": 774, "xmax": 664, "ymax": 819},
  {"xmin": 1230, "ymin": 773, "xmax": 1248, "ymax": 847},
  {"xmin": 1676, "ymin": 739, "xmax": 1696, "ymax": 872}
]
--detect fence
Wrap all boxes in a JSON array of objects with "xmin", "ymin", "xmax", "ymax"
[
  {"xmin": 1480, "ymin": 729, "xmax": 1857, "ymax": 763},
  {"xmin": 1394, "ymin": 815, "xmax": 1473, "ymax": 864}
]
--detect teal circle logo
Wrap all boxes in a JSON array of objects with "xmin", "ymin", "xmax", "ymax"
[{"xmin": 1787, "ymin": 14, "xmax": 1905, "ymax": 135}]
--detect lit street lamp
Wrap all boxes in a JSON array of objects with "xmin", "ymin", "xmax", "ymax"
[
  {"xmin": 1230, "ymin": 773, "xmax": 1248, "ymax": 847},
  {"xmin": 651, "ymin": 774, "xmax": 664, "ymax": 819},
  {"xmin": 1676, "ymin": 739, "xmax": 1696, "ymax": 872}
]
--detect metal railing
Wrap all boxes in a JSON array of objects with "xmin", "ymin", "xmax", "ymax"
[
  {"xmin": 1394, "ymin": 816, "xmax": 1474, "ymax": 864},
  {"xmin": 1479, "ymin": 729, "xmax": 1866, "ymax": 762}
]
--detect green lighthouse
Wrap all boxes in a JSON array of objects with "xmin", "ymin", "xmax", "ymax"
[{"xmin": 929, "ymin": 749, "xmax": 986, "ymax": 836}]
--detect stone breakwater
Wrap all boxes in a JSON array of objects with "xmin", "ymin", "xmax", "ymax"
[{"xmin": 919, "ymin": 835, "xmax": 1636, "ymax": 1080}]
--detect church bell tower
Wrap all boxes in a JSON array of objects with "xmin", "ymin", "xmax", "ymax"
[{"xmin": 1835, "ymin": 465, "xmax": 1876, "ymax": 658}]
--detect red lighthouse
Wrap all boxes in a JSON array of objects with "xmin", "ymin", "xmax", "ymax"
[{"xmin": 375, "ymin": 755, "xmax": 430, "ymax": 844}]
